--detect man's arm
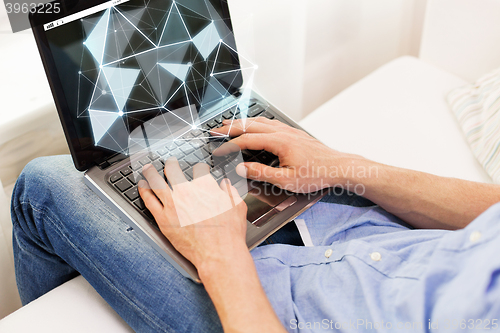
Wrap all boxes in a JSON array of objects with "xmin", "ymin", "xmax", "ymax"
[
  {"xmin": 138, "ymin": 162, "xmax": 286, "ymax": 333},
  {"xmin": 213, "ymin": 117, "xmax": 500, "ymax": 230},
  {"xmin": 198, "ymin": 244, "xmax": 285, "ymax": 333},
  {"xmin": 345, "ymin": 159, "xmax": 500, "ymax": 230}
]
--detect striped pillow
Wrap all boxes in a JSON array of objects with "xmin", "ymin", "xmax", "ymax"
[{"xmin": 448, "ymin": 67, "xmax": 500, "ymax": 183}]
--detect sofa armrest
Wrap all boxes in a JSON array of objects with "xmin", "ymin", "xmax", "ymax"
[
  {"xmin": 0, "ymin": 276, "xmax": 133, "ymax": 332},
  {"xmin": 0, "ymin": 103, "xmax": 69, "ymax": 186},
  {"xmin": 0, "ymin": 179, "xmax": 21, "ymax": 319}
]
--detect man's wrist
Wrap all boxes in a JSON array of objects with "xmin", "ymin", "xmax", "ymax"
[
  {"xmin": 328, "ymin": 154, "xmax": 379, "ymax": 189},
  {"xmin": 197, "ymin": 240, "xmax": 252, "ymax": 284}
]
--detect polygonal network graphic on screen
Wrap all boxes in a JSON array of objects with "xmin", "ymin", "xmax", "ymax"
[{"xmin": 76, "ymin": 0, "xmax": 256, "ymax": 154}]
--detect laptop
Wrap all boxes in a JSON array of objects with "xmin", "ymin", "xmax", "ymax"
[{"xmin": 29, "ymin": 0, "xmax": 326, "ymax": 282}]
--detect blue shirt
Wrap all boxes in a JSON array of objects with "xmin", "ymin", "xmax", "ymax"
[{"xmin": 251, "ymin": 201, "xmax": 500, "ymax": 332}]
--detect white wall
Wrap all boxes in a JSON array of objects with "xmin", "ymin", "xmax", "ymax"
[
  {"xmin": 420, "ymin": 0, "xmax": 500, "ymax": 81},
  {"xmin": 229, "ymin": 0, "xmax": 428, "ymax": 120}
]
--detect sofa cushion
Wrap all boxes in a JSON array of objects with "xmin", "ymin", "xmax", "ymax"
[
  {"xmin": 0, "ymin": 276, "xmax": 133, "ymax": 332},
  {"xmin": 0, "ymin": 181, "xmax": 21, "ymax": 319},
  {"xmin": 448, "ymin": 67, "xmax": 500, "ymax": 184},
  {"xmin": 300, "ymin": 56, "xmax": 492, "ymax": 183}
]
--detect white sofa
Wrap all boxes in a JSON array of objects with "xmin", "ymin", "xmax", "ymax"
[{"xmin": 2, "ymin": 0, "xmax": 500, "ymax": 331}]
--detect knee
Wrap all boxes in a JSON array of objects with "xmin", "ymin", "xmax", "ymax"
[
  {"xmin": 13, "ymin": 155, "xmax": 77, "ymax": 208},
  {"xmin": 21, "ymin": 155, "xmax": 73, "ymax": 177}
]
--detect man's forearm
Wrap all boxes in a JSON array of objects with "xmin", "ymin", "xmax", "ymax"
[
  {"xmin": 345, "ymin": 159, "xmax": 500, "ymax": 230},
  {"xmin": 198, "ymin": 242, "xmax": 286, "ymax": 333}
]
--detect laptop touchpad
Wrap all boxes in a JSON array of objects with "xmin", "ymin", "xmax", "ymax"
[{"xmin": 243, "ymin": 181, "xmax": 297, "ymax": 227}]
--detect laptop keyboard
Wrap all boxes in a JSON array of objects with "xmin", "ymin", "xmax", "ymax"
[{"xmin": 107, "ymin": 104, "xmax": 278, "ymax": 228}]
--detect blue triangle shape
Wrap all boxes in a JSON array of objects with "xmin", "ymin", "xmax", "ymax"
[
  {"xmin": 176, "ymin": 0, "xmax": 211, "ymax": 20},
  {"xmin": 84, "ymin": 9, "xmax": 110, "ymax": 65},
  {"xmin": 89, "ymin": 110, "xmax": 120, "ymax": 144},
  {"xmin": 101, "ymin": 67, "xmax": 140, "ymax": 111},
  {"xmin": 158, "ymin": 63, "xmax": 191, "ymax": 82},
  {"xmin": 192, "ymin": 22, "xmax": 220, "ymax": 60},
  {"xmin": 158, "ymin": 4, "xmax": 191, "ymax": 47}
]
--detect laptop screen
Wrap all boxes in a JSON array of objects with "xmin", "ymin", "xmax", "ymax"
[{"xmin": 41, "ymin": 0, "xmax": 242, "ymax": 159}]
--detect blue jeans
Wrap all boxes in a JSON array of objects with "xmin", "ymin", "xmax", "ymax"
[{"xmin": 11, "ymin": 155, "xmax": 375, "ymax": 332}]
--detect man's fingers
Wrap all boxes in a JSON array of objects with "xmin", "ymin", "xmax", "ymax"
[
  {"xmin": 211, "ymin": 142, "xmax": 241, "ymax": 157},
  {"xmin": 220, "ymin": 179, "xmax": 243, "ymax": 207},
  {"xmin": 211, "ymin": 117, "xmax": 277, "ymax": 137},
  {"xmin": 164, "ymin": 157, "xmax": 188, "ymax": 186},
  {"xmin": 228, "ymin": 133, "xmax": 282, "ymax": 156},
  {"xmin": 235, "ymin": 162, "xmax": 292, "ymax": 186},
  {"xmin": 138, "ymin": 180, "xmax": 164, "ymax": 215},
  {"xmin": 141, "ymin": 164, "xmax": 172, "ymax": 204},
  {"xmin": 227, "ymin": 116, "xmax": 280, "ymax": 127},
  {"xmin": 193, "ymin": 163, "xmax": 211, "ymax": 179}
]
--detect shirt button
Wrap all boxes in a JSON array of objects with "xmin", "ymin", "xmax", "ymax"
[
  {"xmin": 324, "ymin": 249, "xmax": 333, "ymax": 258},
  {"xmin": 470, "ymin": 231, "xmax": 482, "ymax": 243},
  {"xmin": 370, "ymin": 252, "xmax": 382, "ymax": 261}
]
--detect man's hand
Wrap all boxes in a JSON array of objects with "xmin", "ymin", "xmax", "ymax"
[
  {"xmin": 212, "ymin": 117, "xmax": 365, "ymax": 193},
  {"xmin": 214, "ymin": 116, "xmax": 500, "ymax": 230},
  {"xmin": 138, "ymin": 158, "xmax": 287, "ymax": 333},
  {"xmin": 138, "ymin": 159, "xmax": 247, "ymax": 269}
]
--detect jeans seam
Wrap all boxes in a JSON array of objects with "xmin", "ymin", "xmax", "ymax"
[{"xmin": 21, "ymin": 201, "xmax": 175, "ymax": 333}]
